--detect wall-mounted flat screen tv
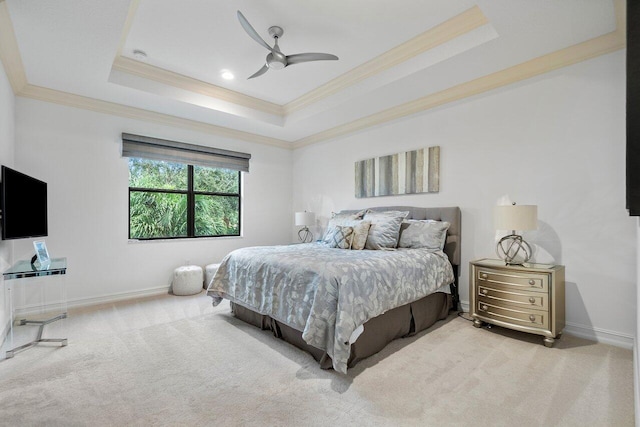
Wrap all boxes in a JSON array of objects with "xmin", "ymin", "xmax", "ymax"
[{"xmin": 1, "ymin": 165, "xmax": 48, "ymax": 240}]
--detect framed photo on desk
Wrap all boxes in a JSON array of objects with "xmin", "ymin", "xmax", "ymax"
[{"xmin": 33, "ymin": 240, "xmax": 50, "ymax": 265}]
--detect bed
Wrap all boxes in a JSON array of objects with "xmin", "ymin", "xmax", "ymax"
[{"xmin": 207, "ymin": 206, "xmax": 461, "ymax": 373}]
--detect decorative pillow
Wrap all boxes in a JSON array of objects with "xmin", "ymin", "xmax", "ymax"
[
  {"xmin": 398, "ymin": 220, "xmax": 450, "ymax": 251},
  {"xmin": 363, "ymin": 210, "xmax": 409, "ymax": 250},
  {"xmin": 349, "ymin": 221, "xmax": 371, "ymax": 250},
  {"xmin": 331, "ymin": 209, "xmax": 366, "ymax": 220},
  {"xmin": 324, "ymin": 225, "xmax": 354, "ymax": 249},
  {"xmin": 323, "ymin": 219, "xmax": 371, "ymax": 250}
]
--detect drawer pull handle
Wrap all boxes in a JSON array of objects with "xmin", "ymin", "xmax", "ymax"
[
  {"xmin": 528, "ymin": 279, "xmax": 536, "ymax": 286},
  {"xmin": 481, "ymin": 289, "xmax": 488, "ymax": 295},
  {"xmin": 481, "ymin": 305, "xmax": 488, "ymax": 311},
  {"xmin": 480, "ymin": 273, "xmax": 488, "ymax": 280},
  {"xmin": 529, "ymin": 314, "xmax": 536, "ymax": 322},
  {"xmin": 529, "ymin": 297, "xmax": 536, "ymax": 304}
]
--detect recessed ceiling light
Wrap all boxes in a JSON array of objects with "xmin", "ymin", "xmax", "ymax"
[
  {"xmin": 133, "ymin": 49, "xmax": 147, "ymax": 60},
  {"xmin": 221, "ymin": 70, "xmax": 235, "ymax": 80}
]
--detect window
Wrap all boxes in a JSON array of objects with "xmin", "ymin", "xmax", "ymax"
[
  {"xmin": 128, "ymin": 159, "xmax": 241, "ymax": 239},
  {"xmin": 122, "ymin": 133, "xmax": 250, "ymax": 240}
]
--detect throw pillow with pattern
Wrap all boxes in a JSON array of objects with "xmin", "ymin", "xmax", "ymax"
[
  {"xmin": 323, "ymin": 217, "xmax": 371, "ymax": 248},
  {"xmin": 325, "ymin": 225, "xmax": 354, "ymax": 249},
  {"xmin": 349, "ymin": 220, "xmax": 371, "ymax": 250}
]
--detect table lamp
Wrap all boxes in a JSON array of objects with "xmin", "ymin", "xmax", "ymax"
[
  {"xmin": 295, "ymin": 211, "xmax": 315, "ymax": 243},
  {"xmin": 494, "ymin": 203, "xmax": 537, "ymax": 265}
]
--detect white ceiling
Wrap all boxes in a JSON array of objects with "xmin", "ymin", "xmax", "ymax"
[
  {"xmin": 4, "ymin": 0, "xmax": 618, "ymax": 145},
  {"xmin": 125, "ymin": 0, "xmax": 478, "ymax": 104}
]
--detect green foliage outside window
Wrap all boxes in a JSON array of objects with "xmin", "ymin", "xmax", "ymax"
[
  {"xmin": 130, "ymin": 159, "xmax": 187, "ymax": 190},
  {"xmin": 194, "ymin": 195, "xmax": 239, "ymax": 236},
  {"xmin": 129, "ymin": 192, "xmax": 188, "ymax": 238},
  {"xmin": 194, "ymin": 166, "xmax": 239, "ymax": 193},
  {"xmin": 129, "ymin": 158, "xmax": 240, "ymax": 239}
]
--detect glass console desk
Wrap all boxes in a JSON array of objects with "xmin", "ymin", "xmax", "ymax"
[{"xmin": 3, "ymin": 257, "xmax": 68, "ymax": 358}]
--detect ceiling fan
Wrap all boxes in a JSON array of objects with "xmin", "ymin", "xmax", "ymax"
[{"xmin": 237, "ymin": 11, "xmax": 339, "ymax": 79}]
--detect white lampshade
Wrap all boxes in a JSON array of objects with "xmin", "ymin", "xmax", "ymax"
[
  {"xmin": 494, "ymin": 205, "xmax": 537, "ymax": 231},
  {"xmin": 295, "ymin": 211, "xmax": 315, "ymax": 226}
]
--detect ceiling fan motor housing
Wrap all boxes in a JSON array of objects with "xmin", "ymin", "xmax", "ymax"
[{"xmin": 267, "ymin": 52, "xmax": 287, "ymax": 69}]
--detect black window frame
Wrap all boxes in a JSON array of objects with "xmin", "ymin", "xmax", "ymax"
[{"xmin": 128, "ymin": 162, "xmax": 242, "ymax": 240}]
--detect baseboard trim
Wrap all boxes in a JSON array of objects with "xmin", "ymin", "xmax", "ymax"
[
  {"xmin": 13, "ymin": 286, "xmax": 171, "ymax": 317},
  {"xmin": 563, "ymin": 322, "xmax": 633, "ymax": 349},
  {"xmin": 458, "ymin": 300, "xmax": 633, "ymax": 349},
  {"xmin": 66, "ymin": 286, "xmax": 171, "ymax": 310}
]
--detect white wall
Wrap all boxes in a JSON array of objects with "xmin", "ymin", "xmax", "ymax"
[
  {"xmin": 0, "ymin": 62, "xmax": 15, "ymax": 337},
  {"xmin": 293, "ymin": 50, "xmax": 635, "ymax": 345},
  {"xmin": 636, "ymin": 220, "xmax": 639, "ymax": 425},
  {"xmin": 13, "ymin": 99, "xmax": 293, "ymax": 306}
]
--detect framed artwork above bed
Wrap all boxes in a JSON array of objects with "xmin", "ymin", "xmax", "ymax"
[{"xmin": 355, "ymin": 146, "xmax": 440, "ymax": 198}]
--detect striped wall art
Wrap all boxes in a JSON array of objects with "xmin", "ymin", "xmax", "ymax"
[{"xmin": 355, "ymin": 146, "xmax": 440, "ymax": 198}]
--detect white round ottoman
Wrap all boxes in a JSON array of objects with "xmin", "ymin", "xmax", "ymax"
[
  {"xmin": 205, "ymin": 263, "xmax": 220, "ymax": 290},
  {"xmin": 172, "ymin": 265, "xmax": 203, "ymax": 296}
]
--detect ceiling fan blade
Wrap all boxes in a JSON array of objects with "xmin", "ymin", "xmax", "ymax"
[
  {"xmin": 286, "ymin": 53, "xmax": 339, "ymax": 66},
  {"xmin": 237, "ymin": 11, "xmax": 273, "ymax": 52},
  {"xmin": 248, "ymin": 64, "xmax": 269, "ymax": 79}
]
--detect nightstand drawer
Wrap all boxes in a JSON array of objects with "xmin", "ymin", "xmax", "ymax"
[
  {"xmin": 476, "ymin": 267, "xmax": 548, "ymax": 293},
  {"xmin": 470, "ymin": 259, "xmax": 565, "ymax": 346},
  {"xmin": 476, "ymin": 302, "xmax": 549, "ymax": 330},
  {"xmin": 477, "ymin": 286, "xmax": 548, "ymax": 311}
]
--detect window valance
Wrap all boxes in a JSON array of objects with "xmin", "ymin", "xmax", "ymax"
[{"xmin": 121, "ymin": 133, "xmax": 251, "ymax": 173}]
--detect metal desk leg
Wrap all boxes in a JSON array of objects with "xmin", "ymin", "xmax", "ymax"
[{"xmin": 5, "ymin": 312, "xmax": 68, "ymax": 359}]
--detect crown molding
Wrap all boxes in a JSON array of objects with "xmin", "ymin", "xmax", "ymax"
[
  {"xmin": 293, "ymin": 0, "xmax": 626, "ymax": 148},
  {"xmin": 111, "ymin": 0, "xmax": 283, "ymax": 117},
  {"xmin": 17, "ymin": 84, "xmax": 293, "ymax": 150},
  {"xmin": 0, "ymin": 0, "xmax": 625, "ymax": 152},
  {"xmin": 0, "ymin": 1, "xmax": 291, "ymax": 150},
  {"xmin": 282, "ymin": 6, "xmax": 489, "ymax": 115},
  {"xmin": 114, "ymin": 0, "xmax": 140, "ymax": 58},
  {"xmin": 111, "ymin": 56, "xmax": 284, "ymax": 117},
  {"xmin": 111, "ymin": 5, "xmax": 487, "ymax": 118},
  {"xmin": 0, "ymin": 1, "xmax": 27, "ymax": 93}
]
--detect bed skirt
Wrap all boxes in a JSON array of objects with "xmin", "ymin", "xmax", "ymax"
[{"xmin": 230, "ymin": 291, "xmax": 452, "ymax": 370}]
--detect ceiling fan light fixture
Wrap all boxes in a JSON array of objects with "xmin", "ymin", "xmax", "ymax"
[{"xmin": 266, "ymin": 54, "xmax": 286, "ymax": 70}]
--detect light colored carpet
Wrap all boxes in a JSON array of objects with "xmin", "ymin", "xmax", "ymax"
[{"xmin": 0, "ymin": 293, "xmax": 634, "ymax": 426}]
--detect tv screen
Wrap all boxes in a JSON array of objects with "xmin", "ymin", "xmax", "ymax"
[{"xmin": 1, "ymin": 166, "xmax": 48, "ymax": 240}]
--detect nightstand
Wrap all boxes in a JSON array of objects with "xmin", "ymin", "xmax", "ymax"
[{"xmin": 469, "ymin": 258, "xmax": 565, "ymax": 347}]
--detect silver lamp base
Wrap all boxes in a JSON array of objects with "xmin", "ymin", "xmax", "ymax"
[
  {"xmin": 496, "ymin": 233, "xmax": 532, "ymax": 265},
  {"xmin": 298, "ymin": 226, "xmax": 313, "ymax": 243}
]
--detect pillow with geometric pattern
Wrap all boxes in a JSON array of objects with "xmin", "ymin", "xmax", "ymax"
[
  {"xmin": 324, "ymin": 225, "xmax": 354, "ymax": 249},
  {"xmin": 323, "ymin": 218, "xmax": 371, "ymax": 250}
]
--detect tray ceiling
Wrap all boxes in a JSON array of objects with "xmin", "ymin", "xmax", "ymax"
[{"xmin": 0, "ymin": 0, "xmax": 622, "ymax": 148}]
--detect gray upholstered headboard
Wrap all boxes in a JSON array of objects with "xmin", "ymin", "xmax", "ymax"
[
  {"xmin": 342, "ymin": 206, "xmax": 461, "ymax": 267},
  {"xmin": 339, "ymin": 206, "xmax": 461, "ymax": 311}
]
